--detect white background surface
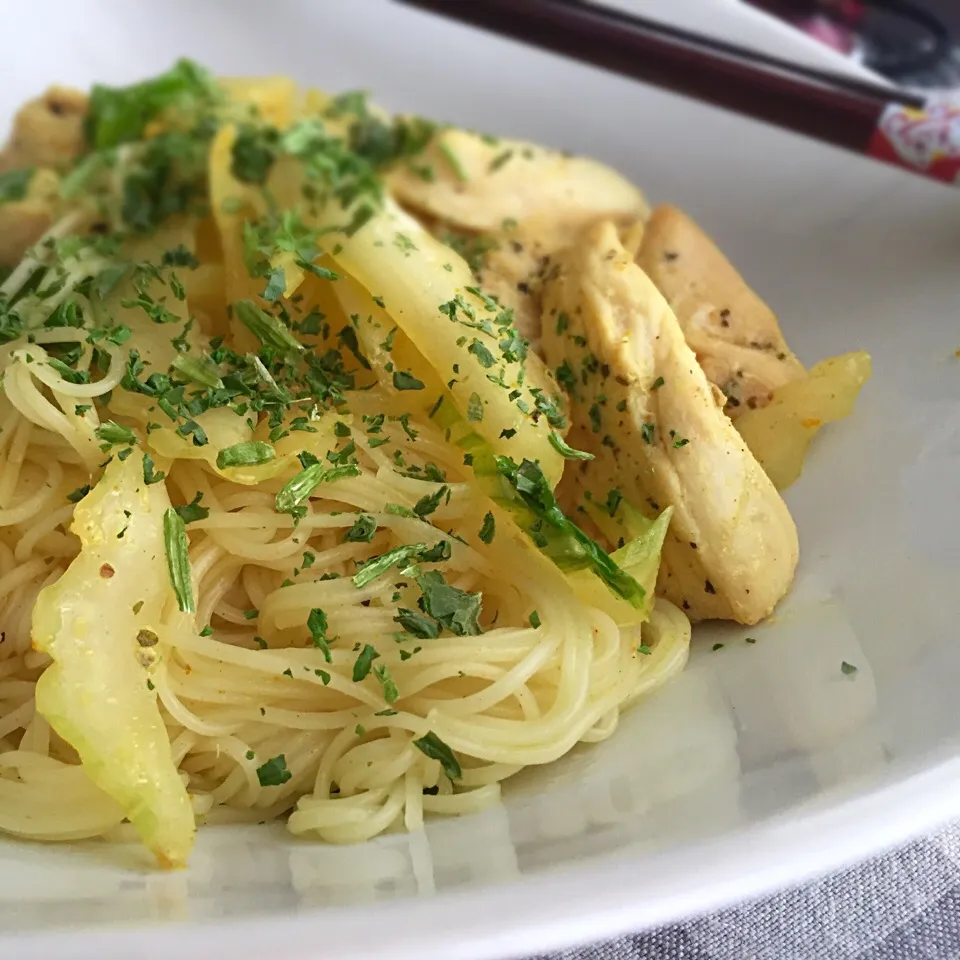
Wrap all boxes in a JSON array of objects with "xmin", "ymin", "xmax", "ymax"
[{"xmin": 3, "ymin": 2, "xmax": 960, "ymax": 959}]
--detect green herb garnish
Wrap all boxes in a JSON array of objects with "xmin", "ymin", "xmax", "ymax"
[
  {"xmin": 96, "ymin": 421, "xmax": 137, "ymax": 449},
  {"xmin": 494, "ymin": 456, "xmax": 645, "ymax": 608},
  {"xmin": 85, "ymin": 58, "xmax": 218, "ymax": 149},
  {"xmin": 234, "ymin": 299, "xmax": 303, "ymax": 354},
  {"xmin": 142, "ymin": 452, "xmax": 165, "ymax": 485},
  {"xmin": 66, "ymin": 485, "xmax": 91, "ymax": 503},
  {"xmin": 413, "ymin": 485, "xmax": 448, "ymax": 520},
  {"xmin": 232, "ymin": 124, "xmax": 280, "ymax": 184},
  {"xmin": 479, "ymin": 511, "xmax": 496, "ymax": 544},
  {"xmin": 173, "ymin": 492, "xmax": 208, "ymax": 524},
  {"xmin": 353, "ymin": 643, "xmax": 380, "ymax": 681},
  {"xmin": 394, "ymin": 608, "xmax": 441, "ymax": 639},
  {"xmin": 344, "ymin": 513, "xmax": 378, "ymax": 542},
  {"xmin": 549, "ymin": 431, "xmax": 594, "ymax": 460},
  {"xmin": 216, "ymin": 441, "xmax": 276, "ymax": 470},
  {"xmin": 256, "ymin": 754, "xmax": 292, "ymax": 787},
  {"xmin": 171, "ymin": 352, "xmax": 224, "ymax": 389},
  {"xmin": 352, "ymin": 543, "xmax": 427, "ymax": 588},
  {"xmin": 393, "ymin": 370, "xmax": 425, "ymax": 391},
  {"xmin": 466, "ymin": 392, "xmax": 484, "ymax": 422},
  {"xmin": 416, "ymin": 570, "xmax": 482, "ymax": 637},
  {"xmin": 373, "ymin": 663, "xmax": 399, "ymax": 703},
  {"xmin": 307, "ymin": 608, "xmax": 334, "ymax": 662},
  {"xmin": 0, "ymin": 168, "xmax": 34, "ymax": 203},
  {"xmin": 413, "ymin": 731, "xmax": 461, "ymax": 780},
  {"xmin": 163, "ymin": 507, "xmax": 194, "ymax": 613}
]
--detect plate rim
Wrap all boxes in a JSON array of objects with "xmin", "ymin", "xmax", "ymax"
[
  {"xmin": 11, "ymin": 747, "xmax": 960, "ymax": 960},
  {"xmin": 0, "ymin": 3, "xmax": 936, "ymax": 958}
]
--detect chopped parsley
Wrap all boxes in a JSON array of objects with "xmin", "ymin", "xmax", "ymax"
[
  {"xmin": 416, "ymin": 570, "xmax": 482, "ymax": 636},
  {"xmin": 479, "ymin": 511, "xmax": 496, "ymax": 544},
  {"xmin": 393, "ymin": 370, "xmax": 425, "ymax": 391},
  {"xmin": 307, "ymin": 608, "xmax": 334, "ymax": 662},
  {"xmin": 216, "ymin": 441, "xmax": 276, "ymax": 470},
  {"xmin": 85, "ymin": 58, "xmax": 219, "ymax": 149},
  {"xmin": 394, "ymin": 608, "xmax": 441, "ymax": 639},
  {"xmin": 142, "ymin": 452, "xmax": 165, "ymax": 485},
  {"xmin": 373, "ymin": 663, "xmax": 399, "ymax": 703},
  {"xmin": 549, "ymin": 431, "xmax": 594, "ymax": 461},
  {"xmin": 163, "ymin": 508, "xmax": 194, "ymax": 614},
  {"xmin": 604, "ymin": 488, "xmax": 623, "ymax": 517},
  {"xmin": 66, "ymin": 485, "xmax": 91, "ymax": 504},
  {"xmin": 352, "ymin": 543, "xmax": 427, "ymax": 588},
  {"xmin": 0, "ymin": 167, "xmax": 34, "ymax": 203},
  {"xmin": 256, "ymin": 754, "xmax": 292, "ymax": 787},
  {"xmin": 353, "ymin": 643, "xmax": 380, "ymax": 681},
  {"xmin": 261, "ymin": 266, "xmax": 286, "ymax": 302},
  {"xmin": 413, "ymin": 485, "xmax": 448, "ymax": 520},
  {"xmin": 468, "ymin": 339, "xmax": 496, "ymax": 368},
  {"xmin": 234, "ymin": 299, "xmax": 303, "ymax": 354},
  {"xmin": 344, "ymin": 513, "xmax": 378, "ymax": 542},
  {"xmin": 232, "ymin": 124, "xmax": 280, "ymax": 184},
  {"xmin": 438, "ymin": 141, "xmax": 468, "ymax": 182},
  {"xmin": 413, "ymin": 731, "xmax": 461, "ymax": 780},
  {"xmin": 174, "ymin": 491, "xmax": 209, "ymax": 524},
  {"xmin": 466, "ymin": 392, "xmax": 484, "ymax": 422},
  {"xmin": 494, "ymin": 456, "xmax": 645, "ymax": 608},
  {"xmin": 96, "ymin": 421, "xmax": 136, "ymax": 449}
]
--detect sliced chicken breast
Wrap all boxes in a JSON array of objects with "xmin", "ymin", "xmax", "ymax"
[
  {"xmin": 389, "ymin": 127, "xmax": 648, "ymax": 233},
  {"xmin": 541, "ymin": 221, "xmax": 798, "ymax": 624},
  {"xmin": 637, "ymin": 205, "xmax": 805, "ymax": 417},
  {"xmin": 0, "ymin": 86, "xmax": 88, "ymax": 173},
  {"xmin": 390, "ymin": 128, "xmax": 648, "ymax": 347}
]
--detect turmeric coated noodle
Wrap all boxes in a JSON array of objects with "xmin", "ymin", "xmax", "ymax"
[{"xmin": 0, "ymin": 60, "xmax": 866, "ymax": 867}]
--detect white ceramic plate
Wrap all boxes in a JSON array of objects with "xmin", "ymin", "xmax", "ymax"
[{"xmin": 4, "ymin": 2, "xmax": 960, "ymax": 958}]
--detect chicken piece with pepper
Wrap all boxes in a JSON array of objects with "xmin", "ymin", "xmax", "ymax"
[
  {"xmin": 0, "ymin": 85, "xmax": 87, "ymax": 172},
  {"xmin": 541, "ymin": 221, "xmax": 798, "ymax": 624},
  {"xmin": 636, "ymin": 205, "xmax": 806, "ymax": 418},
  {"xmin": 389, "ymin": 127, "xmax": 648, "ymax": 347},
  {"xmin": 0, "ymin": 86, "xmax": 88, "ymax": 266}
]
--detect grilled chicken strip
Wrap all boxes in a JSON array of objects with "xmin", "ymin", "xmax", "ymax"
[
  {"xmin": 636, "ymin": 205, "xmax": 805, "ymax": 418},
  {"xmin": 0, "ymin": 86, "xmax": 89, "ymax": 266},
  {"xmin": 389, "ymin": 127, "xmax": 648, "ymax": 232},
  {"xmin": 390, "ymin": 127, "xmax": 648, "ymax": 347},
  {"xmin": 0, "ymin": 86, "xmax": 87, "ymax": 173},
  {"xmin": 541, "ymin": 221, "xmax": 798, "ymax": 624}
]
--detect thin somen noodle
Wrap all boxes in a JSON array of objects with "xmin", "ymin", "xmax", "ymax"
[{"xmin": 0, "ymin": 58, "xmax": 864, "ymax": 869}]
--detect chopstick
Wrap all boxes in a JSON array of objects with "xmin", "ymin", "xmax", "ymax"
[{"xmin": 394, "ymin": 0, "xmax": 960, "ymax": 187}]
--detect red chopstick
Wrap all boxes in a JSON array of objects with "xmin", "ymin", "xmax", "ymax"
[{"xmin": 394, "ymin": 0, "xmax": 960, "ymax": 187}]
